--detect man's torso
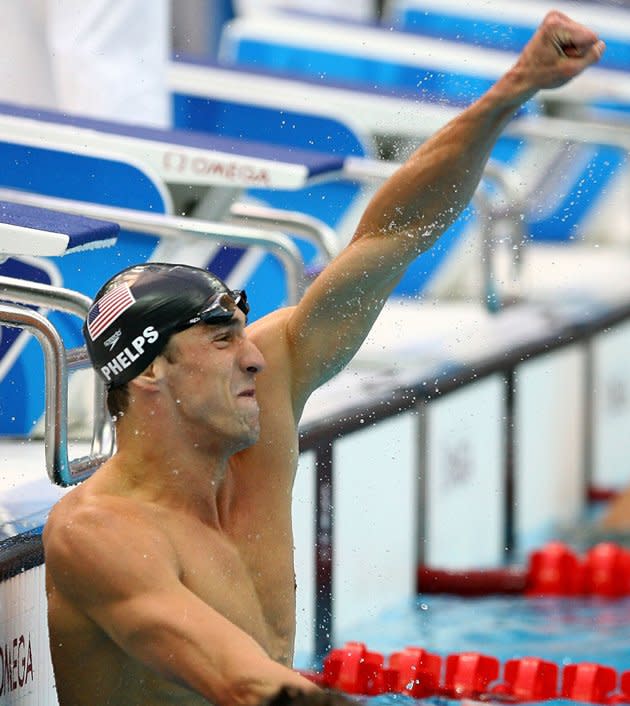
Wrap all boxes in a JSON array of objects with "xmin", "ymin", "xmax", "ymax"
[{"xmin": 47, "ymin": 495, "xmax": 297, "ymax": 705}]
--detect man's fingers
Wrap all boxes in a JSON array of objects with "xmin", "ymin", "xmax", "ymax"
[
  {"xmin": 567, "ymin": 39, "xmax": 606, "ymax": 68},
  {"xmin": 550, "ymin": 29, "xmax": 605, "ymax": 69},
  {"xmin": 592, "ymin": 40, "xmax": 607, "ymax": 61},
  {"xmin": 552, "ymin": 36, "xmax": 579, "ymax": 58},
  {"xmin": 553, "ymin": 37, "xmax": 601, "ymax": 59}
]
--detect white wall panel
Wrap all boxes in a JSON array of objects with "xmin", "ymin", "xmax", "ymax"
[
  {"xmin": 424, "ymin": 374, "xmax": 505, "ymax": 569},
  {"xmin": 0, "ymin": 565, "xmax": 57, "ymax": 705},
  {"xmin": 514, "ymin": 345, "xmax": 586, "ymax": 552},
  {"xmin": 592, "ymin": 320, "xmax": 630, "ymax": 489},
  {"xmin": 292, "ymin": 451, "xmax": 316, "ymax": 665},
  {"xmin": 332, "ymin": 413, "xmax": 417, "ymax": 634}
]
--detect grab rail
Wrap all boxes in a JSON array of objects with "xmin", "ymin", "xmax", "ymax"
[
  {"xmin": 473, "ymin": 163, "xmax": 528, "ymax": 311},
  {"xmin": 0, "ymin": 189, "xmax": 307, "ymax": 304},
  {"xmin": 227, "ymin": 202, "xmax": 341, "ymax": 260},
  {"xmin": 0, "ymin": 275, "xmax": 92, "ymax": 318},
  {"xmin": 508, "ymin": 113, "xmax": 630, "ymax": 150},
  {"xmin": 0, "ymin": 275, "xmax": 113, "ymax": 466},
  {"xmin": 0, "ymin": 302, "xmax": 103, "ymax": 486}
]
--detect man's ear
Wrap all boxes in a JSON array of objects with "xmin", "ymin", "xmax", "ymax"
[{"xmin": 130, "ymin": 356, "xmax": 167, "ymax": 392}]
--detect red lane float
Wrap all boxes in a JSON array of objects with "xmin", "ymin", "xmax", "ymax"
[
  {"xmin": 418, "ymin": 541, "xmax": 630, "ymax": 598},
  {"xmin": 496, "ymin": 657, "xmax": 558, "ymax": 701},
  {"xmin": 562, "ymin": 664, "xmax": 618, "ymax": 704},
  {"xmin": 318, "ymin": 642, "xmax": 630, "ymax": 704},
  {"xmin": 588, "ymin": 487, "xmax": 620, "ymax": 503},
  {"xmin": 306, "ymin": 543, "xmax": 630, "ymax": 703},
  {"xmin": 443, "ymin": 652, "xmax": 500, "ymax": 698},
  {"xmin": 322, "ymin": 641, "xmax": 384, "ymax": 695},
  {"xmin": 385, "ymin": 646, "xmax": 441, "ymax": 698},
  {"xmin": 417, "ymin": 564, "xmax": 528, "ymax": 596}
]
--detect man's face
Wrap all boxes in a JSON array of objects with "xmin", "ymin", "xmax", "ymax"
[{"xmin": 159, "ymin": 310, "xmax": 266, "ymax": 453}]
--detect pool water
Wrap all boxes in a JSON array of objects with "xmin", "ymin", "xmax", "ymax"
[
  {"xmin": 365, "ymin": 695, "xmax": 585, "ymax": 706},
  {"xmin": 338, "ymin": 594, "xmax": 630, "ymax": 668},
  {"xmin": 330, "ymin": 594, "xmax": 630, "ymax": 704}
]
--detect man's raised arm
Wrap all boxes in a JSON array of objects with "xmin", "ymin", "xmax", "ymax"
[{"xmin": 284, "ymin": 10, "xmax": 605, "ymax": 406}]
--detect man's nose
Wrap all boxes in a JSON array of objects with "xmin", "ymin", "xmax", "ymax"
[{"xmin": 242, "ymin": 338, "xmax": 266, "ymax": 374}]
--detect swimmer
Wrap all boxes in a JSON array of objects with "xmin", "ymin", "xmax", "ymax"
[
  {"xmin": 42, "ymin": 11, "xmax": 605, "ymax": 706},
  {"xmin": 594, "ymin": 492, "xmax": 630, "ymax": 540}
]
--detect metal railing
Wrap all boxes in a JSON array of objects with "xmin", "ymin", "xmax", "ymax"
[
  {"xmin": 0, "ymin": 302, "xmax": 104, "ymax": 486},
  {"xmin": 0, "ymin": 189, "xmax": 308, "ymax": 304},
  {"xmin": 227, "ymin": 202, "xmax": 340, "ymax": 261},
  {"xmin": 0, "ymin": 276, "xmax": 113, "ymax": 470},
  {"xmin": 473, "ymin": 163, "xmax": 528, "ymax": 312}
]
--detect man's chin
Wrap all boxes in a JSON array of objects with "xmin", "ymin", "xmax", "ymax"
[
  {"xmin": 239, "ymin": 421, "xmax": 261, "ymax": 449},
  {"xmin": 247, "ymin": 425, "xmax": 261, "ymax": 445}
]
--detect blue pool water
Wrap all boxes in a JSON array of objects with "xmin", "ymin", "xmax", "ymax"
[
  {"xmin": 339, "ymin": 594, "xmax": 630, "ymax": 669},
  {"xmin": 366, "ymin": 696, "xmax": 585, "ymax": 706},
  {"xmin": 332, "ymin": 594, "xmax": 630, "ymax": 705}
]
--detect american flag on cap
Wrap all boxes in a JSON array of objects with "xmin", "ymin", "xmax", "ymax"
[{"xmin": 87, "ymin": 283, "xmax": 136, "ymax": 341}]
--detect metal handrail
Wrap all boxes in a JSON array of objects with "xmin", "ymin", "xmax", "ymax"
[
  {"xmin": 342, "ymin": 156, "xmax": 399, "ymax": 183},
  {"xmin": 472, "ymin": 163, "xmax": 528, "ymax": 312},
  {"xmin": 228, "ymin": 202, "xmax": 340, "ymax": 260},
  {"xmin": 0, "ymin": 275, "xmax": 92, "ymax": 317},
  {"xmin": 0, "ymin": 188, "xmax": 307, "ymax": 304},
  {"xmin": 0, "ymin": 303, "xmax": 103, "ymax": 486},
  {"xmin": 508, "ymin": 114, "xmax": 630, "ymax": 148},
  {"xmin": 0, "ymin": 275, "xmax": 113, "ymax": 463}
]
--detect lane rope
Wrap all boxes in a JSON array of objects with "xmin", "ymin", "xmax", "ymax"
[
  {"xmin": 418, "ymin": 541, "xmax": 630, "ymax": 598},
  {"xmin": 305, "ymin": 641, "xmax": 630, "ymax": 704}
]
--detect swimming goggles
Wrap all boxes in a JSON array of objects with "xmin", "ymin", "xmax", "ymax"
[{"xmin": 182, "ymin": 290, "xmax": 249, "ymax": 329}]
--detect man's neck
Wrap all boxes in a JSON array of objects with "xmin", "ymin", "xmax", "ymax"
[{"xmin": 102, "ymin": 425, "xmax": 232, "ymax": 527}]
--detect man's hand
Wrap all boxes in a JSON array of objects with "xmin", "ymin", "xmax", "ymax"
[{"xmin": 510, "ymin": 10, "xmax": 605, "ymax": 93}]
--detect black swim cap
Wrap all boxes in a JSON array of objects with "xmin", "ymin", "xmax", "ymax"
[{"xmin": 83, "ymin": 262, "xmax": 249, "ymax": 388}]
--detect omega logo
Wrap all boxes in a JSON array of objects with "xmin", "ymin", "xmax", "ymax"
[
  {"xmin": 0, "ymin": 632, "xmax": 35, "ymax": 696},
  {"xmin": 163, "ymin": 151, "xmax": 271, "ymax": 186}
]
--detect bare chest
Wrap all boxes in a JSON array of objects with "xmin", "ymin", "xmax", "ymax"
[{"xmin": 169, "ymin": 518, "xmax": 296, "ymax": 664}]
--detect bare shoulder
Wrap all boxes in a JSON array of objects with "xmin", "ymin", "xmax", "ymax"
[
  {"xmin": 44, "ymin": 486, "xmax": 173, "ymax": 557},
  {"xmin": 43, "ymin": 486, "xmax": 97, "ymax": 555},
  {"xmin": 43, "ymin": 485, "xmax": 178, "ymax": 603},
  {"xmin": 600, "ymin": 489, "xmax": 630, "ymax": 531}
]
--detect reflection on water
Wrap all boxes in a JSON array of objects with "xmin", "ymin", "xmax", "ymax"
[{"xmin": 337, "ymin": 594, "xmax": 630, "ymax": 671}]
